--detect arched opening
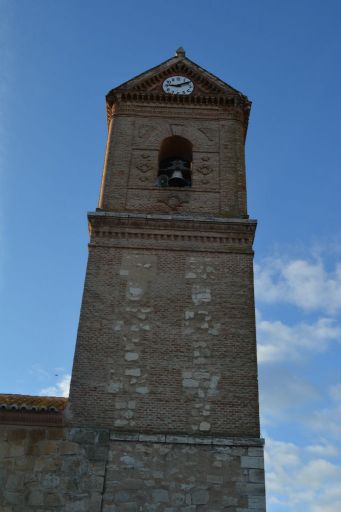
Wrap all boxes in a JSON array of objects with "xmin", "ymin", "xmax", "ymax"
[{"xmin": 157, "ymin": 136, "xmax": 192, "ymax": 187}]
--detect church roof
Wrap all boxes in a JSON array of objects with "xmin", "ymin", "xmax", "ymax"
[
  {"xmin": 108, "ymin": 47, "xmax": 246, "ymax": 97},
  {"xmin": 105, "ymin": 48, "xmax": 251, "ymax": 126},
  {"xmin": 0, "ymin": 393, "xmax": 67, "ymax": 412},
  {"xmin": 0, "ymin": 393, "xmax": 67, "ymax": 426}
]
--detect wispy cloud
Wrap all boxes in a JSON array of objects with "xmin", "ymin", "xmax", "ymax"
[
  {"xmin": 257, "ymin": 316, "xmax": 341, "ymax": 363},
  {"xmin": 255, "ymin": 257, "xmax": 341, "ymax": 314},
  {"xmin": 260, "ymin": 369, "xmax": 320, "ymax": 426},
  {"xmin": 255, "ymin": 250, "xmax": 341, "ymax": 510},
  {"xmin": 265, "ymin": 437, "xmax": 341, "ymax": 511},
  {"xmin": 329, "ymin": 382, "xmax": 341, "ymax": 401},
  {"xmin": 306, "ymin": 441, "xmax": 339, "ymax": 458},
  {"xmin": 39, "ymin": 374, "xmax": 71, "ymax": 398},
  {"xmin": 261, "ymin": 376, "xmax": 341, "ymax": 508},
  {"xmin": 306, "ymin": 383, "xmax": 341, "ymax": 439}
]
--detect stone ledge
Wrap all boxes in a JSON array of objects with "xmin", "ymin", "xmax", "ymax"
[
  {"xmin": 109, "ymin": 431, "xmax": 264, "ymax": 447},
  {"xmin": 90, "ymin": 210, "xmax": 256, "ymax": 226},
  {"xmin": 88, "ymin": 211, "xmax": 257, "ymax": 251}
]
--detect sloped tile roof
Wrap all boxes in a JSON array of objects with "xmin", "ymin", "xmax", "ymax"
[{"xmin": 0, "ymin": 393, "xmax": 67, "ymax": 412}]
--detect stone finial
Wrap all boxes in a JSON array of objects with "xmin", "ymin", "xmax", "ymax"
[{"xmin": 175, "ymin": 47, "xmax": 186, "ymax": 57}]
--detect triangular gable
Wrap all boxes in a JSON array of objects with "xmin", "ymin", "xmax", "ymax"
[{"xmin": 106, "ymin": 49, "xmax": 247, "ymax": 101}]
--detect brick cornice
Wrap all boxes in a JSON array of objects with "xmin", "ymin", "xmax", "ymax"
[
  {"xmin": 0, "ymin": 410, "xmax": 64, "ymax": 426},
  {"xmin": 108, "ymin": 95, "xmax": 250, "ymax": 130},
  {"xmin": 88, "ymin": 211, "xmax": 256, "ymax": 253}
]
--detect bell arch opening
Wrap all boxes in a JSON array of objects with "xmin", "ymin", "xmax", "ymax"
[{"xmin": 157, "ymin": 136, "xmax": 192, "ymax": 187}]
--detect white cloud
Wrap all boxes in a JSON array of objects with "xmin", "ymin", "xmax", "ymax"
[
  {"xmin": 306, "ymin": 383, "xmax": 341, "ymax": 439},
  {"xmin": 257, "ymin": 316, "xmax": 341, "ymax": 363},
  {"xmin": 260, "ymin": 372, "xmax": 341, "ymax": 447},
  {"xmin": 260, "ymin": 369, "xmax": 320, "ymax": 425},
  {"xmin": 255, "ymin": 252, "xmax": 341, "ymax": 509},
  {"xmin": 255, "ymin": 257, "xmax": 341, "ymax": 314},
  {"xmin": 306, "ymin": 441, "xmax": 339, "ymax": 457},
  {"xmin": 265, "ymin": 437, "xmax": 341, "ymax": 511},
  {"xmin": 329, "ymin": 382, "xmax": 341, "ymax": 401},
  {"xmin": 39, "ymin": 374, "xmax": 71, "ymax": 398}
]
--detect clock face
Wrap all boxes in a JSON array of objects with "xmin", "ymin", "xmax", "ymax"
[{"xmin": 163, "ymin": 76, "xmax": 194, "ymax": 95}]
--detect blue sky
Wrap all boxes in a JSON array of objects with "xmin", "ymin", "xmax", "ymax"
[{"xmin": 1, "ymin": 1, "xmax": 341, "ymax": 510}]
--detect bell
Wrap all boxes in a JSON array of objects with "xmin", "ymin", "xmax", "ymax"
[{"xmin": 168, "ymin": 169, "xmax": 186, "ymax": 187}]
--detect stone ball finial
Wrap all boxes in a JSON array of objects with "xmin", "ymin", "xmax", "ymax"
[{"xmin": 175, "ymin": 47, "xmax": 186, "ymax": 57}]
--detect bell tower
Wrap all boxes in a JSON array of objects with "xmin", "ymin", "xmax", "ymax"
[{"xmin": 68, "ymin": 49, "xmax": 266, "ymax": 511}]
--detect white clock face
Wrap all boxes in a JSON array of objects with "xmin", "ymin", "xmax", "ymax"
[{"xmin": 163, "ymin": 76, "xmax": 194, "ymax": 95}]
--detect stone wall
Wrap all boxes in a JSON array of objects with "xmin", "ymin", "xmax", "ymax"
[
  {"xmin": 0, "ymin": 425, "xmax": 265, "ymax": 512},
  {"xmin": 0, "ymin": 425, "xmax": 109, "ymax": 511},
  {"xmin": 104, "ymin": 432, "xmax": 265, "ymax": 512}
]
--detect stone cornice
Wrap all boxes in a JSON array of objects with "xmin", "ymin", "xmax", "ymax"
[
  {"xmin": 110, "ymin": 431, "xmax": 265, "ymax": 447},
  {"xmin": 88, "ymin": 211, "xmax": 256, "ymax": 253}
]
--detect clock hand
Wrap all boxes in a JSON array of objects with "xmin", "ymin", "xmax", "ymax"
[{"xmin": 168, "ymin": 81, "xmax": 192, "ymax": 87}]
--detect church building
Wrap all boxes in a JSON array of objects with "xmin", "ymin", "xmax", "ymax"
[{"xmin": 0, "ymin": 49, "xmax": 266, "ymax": 512}]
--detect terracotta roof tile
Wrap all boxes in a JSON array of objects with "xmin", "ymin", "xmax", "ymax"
[{"xmin": 0, "ymin": 393, "xmax": 67, "ymax": 412}]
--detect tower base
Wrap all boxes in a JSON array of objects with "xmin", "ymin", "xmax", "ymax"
[{"xmin": 0, "ymin": 424, "xmax": 265, "ymax": 511}]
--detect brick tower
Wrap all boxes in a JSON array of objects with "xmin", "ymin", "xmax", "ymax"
[{"xmin": 68, "ymin": 48, "xmax": 266, "ymax": 511}]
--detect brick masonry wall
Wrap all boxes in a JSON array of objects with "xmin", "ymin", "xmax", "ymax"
[
  {"xmin": 61, "ymin": 72, "xmax": 264, "ymax": 510},
  {"xmin": 0, "ymin": 425, "xmax": 266, "ymax": 512},
  {"xmin": 99, "ymin": 102, "xmax": 247, "ymax": 218},
  {"xmin": 79, "ymin": 92, "xmax": 259, "ymax": 436},
  {"xmin": 68, "ymin": 215, "xmax": 260, "ymax": 437}
]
